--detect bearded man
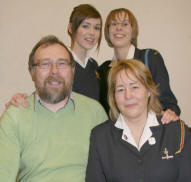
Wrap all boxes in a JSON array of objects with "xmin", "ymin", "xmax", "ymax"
[{"xmin": 0, "ymin": 35, "xmax": 107, "ymax": 182}]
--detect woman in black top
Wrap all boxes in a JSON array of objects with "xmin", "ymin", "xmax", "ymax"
[
  {"xmin": 68, "ymin": 4, "xmax": 102, "ymax": 101},
  {"xmin": 99, "ymin": 8, "xmax": 180, "ymax": 123},
  {"xmin": 86, "ymin": 60, "xmax": 191, "ymax": 182}
]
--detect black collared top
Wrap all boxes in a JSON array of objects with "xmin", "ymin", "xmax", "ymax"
[{"xmin": 86, "ymin": 118, "xmax": 191, "ymax": 182}]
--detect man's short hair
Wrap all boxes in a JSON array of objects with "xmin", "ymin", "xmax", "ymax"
[{"xmin": 28, "ymin": 35, "xmax": 75, "ymax": 71}]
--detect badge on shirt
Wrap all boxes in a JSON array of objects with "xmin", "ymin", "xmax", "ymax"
[
  {"xmin": 162, "ymin": 148, "xmax": 174, "ymax": 160},
  {"xmin": 148, "ymin": 137, "xmax": 156, "ymax": 145},
  {"xmin": 95, "ymin": 70, "xmax": 100, "ymax": 79}
]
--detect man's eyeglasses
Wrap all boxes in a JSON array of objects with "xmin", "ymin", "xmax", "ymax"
[{"xmin": 32, "ymin": 59, "xmax": 72, "ymax": 70}]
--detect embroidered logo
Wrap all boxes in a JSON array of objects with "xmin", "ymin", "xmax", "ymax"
[
  {"xmin": 95, "ymin": 70, "xmax": 100, "ymax": 79},
  {"xmin": 162, "ymin": 148, "xmax": 174, "ymax": 160}
]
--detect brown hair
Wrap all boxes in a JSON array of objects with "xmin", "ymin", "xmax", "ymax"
[
  {"xmin": 28, "ymin": 35, "xmax": 75, "ymax": 71},
  {"xmin": 108, "ymin": 59, "xmax": 162, "ymax": 121},
  {"xmin": 68, "ymin": 4, "xmax": 102, "ymax": 50},
  {"xmin": 104, "ymin": 8, "xmax": 138, "ymax": 47}
]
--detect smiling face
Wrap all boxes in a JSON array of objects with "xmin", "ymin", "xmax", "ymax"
[
  {"xmin": 109, "ymin": 11, "xmax": 132, "ymax": 49},
  {"xmin": 31, "ymin": 43, "xmax": 74, "ymax": 104},
  {"xmin": 114, "ymin": 69, "xmax": 150, "ymax": 121},
  {"xmin": 72, "ymin": 18, "xmax": 101, "ymax": 52}
]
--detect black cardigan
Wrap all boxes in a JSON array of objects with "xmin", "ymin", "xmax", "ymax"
[
  {"xmin": 73, "ymin": 58, "xmax": 100, "ymax": 101},
  {"xmin": 98, "ymin": 48, "xmax": 181, "ymax": 115}
]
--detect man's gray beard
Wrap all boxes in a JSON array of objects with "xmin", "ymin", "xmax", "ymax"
[
  {"xmin": 38, "ymin": 87, "xmax": 70, "ymax": 104},
  {"xmin": 37, "ymin": 77, "xmax": 72, "ymax": 104}
]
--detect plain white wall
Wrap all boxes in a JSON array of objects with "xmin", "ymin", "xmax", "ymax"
[{"xmin": 1, "ymin": 0, "xmax": 191, "ymax": 125}]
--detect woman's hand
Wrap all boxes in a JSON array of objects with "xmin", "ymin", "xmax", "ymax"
[
  {"xmin": 5, "ymin": 93, "xmax": 28, "ymax": 109},
  {"xmin": 161, "ymin": 109, "xmax": 179, "ymax": 124}
]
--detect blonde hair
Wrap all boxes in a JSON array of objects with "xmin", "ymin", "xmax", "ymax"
[
  {"xmin": 104, "ymin": 8, "xmax": 138, "ymax": 47},
  {"xmin": 108, "ymin": 59, "xmax": 162, "ymax": 121}
]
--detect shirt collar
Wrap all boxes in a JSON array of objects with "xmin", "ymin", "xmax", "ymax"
[
  {"xmin": 34, "ymin": 92, "xmax": 75, "ymax": 112},
  {"xmin": 68, "ymin": 47, "xmax": 91, "ymax": 68},
  {"xmin": 112, "ymin": 44, "xmax": 135, "ymax": 61},
  {"xmin": 115, "ymin": 111, "xmax": 159, "ymax": 150}
]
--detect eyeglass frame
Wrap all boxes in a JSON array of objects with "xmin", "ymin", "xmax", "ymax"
[
  {"xmin": 31, "ymin": 59, "xmax": 73, "ymax": 70},
  {"xmin": 109, "ymin": 20, "xmax": 131, "ymax": 28}
]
